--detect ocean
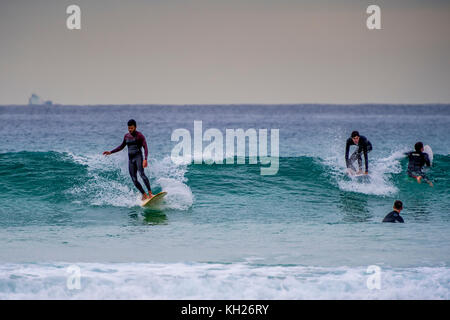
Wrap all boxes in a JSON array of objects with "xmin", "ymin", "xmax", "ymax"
[{"xmin": 0, "ymin": 104, "xmax": 449, "ymax": 299}]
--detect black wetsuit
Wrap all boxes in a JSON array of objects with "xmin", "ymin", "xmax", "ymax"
[
  {"xmin": 382, "ymin": 210, "xmax": 404, "ymax": 223},
  {"xmin": 406, "ymin": 151, "xmax": 431, "ymax": 182},
  {"xmin": 345, "ymin": 136, "xmax": 373, "ymax": 173},
  {"xmin": 110, "ymin": 131, "xmax": 151, "ymax": 195}
]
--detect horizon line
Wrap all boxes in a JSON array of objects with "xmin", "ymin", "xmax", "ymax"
[{"xmin": 1, "ymin": 102, "xmax": 450, "ymax": 107}]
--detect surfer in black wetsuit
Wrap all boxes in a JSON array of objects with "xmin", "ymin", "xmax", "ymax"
[
  {"xmin": 382, "ymin": 200, "xmax": 404, "ymax": 223},
  {"xmin": 345, "ymin": 131, "xmax": 372, "ymax": 175},
  {"xmin": 103, "ymin": 119, "xmax": 154, "ymax": 200},
  {"xmin": 405, "ymin": 141, "xmax": 433, "ymax": 187}
]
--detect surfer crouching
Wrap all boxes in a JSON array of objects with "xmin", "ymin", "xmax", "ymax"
[
  {"xmin": 345, "ymin": 131, "xmax": 372, "ymax": 175},
  {"xmin": 405, "ymin": 142, "xmax": 432, "ymax": 187},
  {"xmin": 103, "ymin": 119, "xmax": 154, "ymax": 200}
]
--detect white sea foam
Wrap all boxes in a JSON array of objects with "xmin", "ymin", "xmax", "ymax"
[
  {"xmin": 324, "ymin": 148, "xmax": 407, "ymax": 196},
  {"xmin": 66, "ymin": 152, "xmax": 193, "ymax": 210},
  {"xmin": 0, "ymin": 262, "xmax": 448, "ymax": 300},
  {"xmin": 150, "ymin": 156, "xmax": 194, "ymax": 210}
]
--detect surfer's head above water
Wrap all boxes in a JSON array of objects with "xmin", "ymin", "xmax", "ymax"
[
  {"xmin": 351, "ymin": 131, "xmax": 360, "ymax": 144},
  {"xmin": 394, "ymin": 200, "xmax": 403, "ymax": 211},
  {"xmin": 415, "ymin": 142, "xmax": 424, "ymax": 153},
  {"xmin": 128, "ymin": 119, "xmax": 137, "ymax": 135},
  {"xmin": 382, "ymin": 200, "xmax": 404, "ymax": 223}
]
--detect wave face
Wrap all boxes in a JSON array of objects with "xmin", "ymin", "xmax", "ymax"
[
  {"xmin": 1, "ymin": 150, "xmax": 448, "ymax": 224},
  {"xmin": 2, "ymin": 151, "xmax": 449, "ymax": 198},
  {"xmin": 0, "ymin": 151, "xmax": 194, "ymax": 226}
]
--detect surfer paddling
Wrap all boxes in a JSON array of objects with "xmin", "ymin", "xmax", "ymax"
[
  {"xmin": 103, "ymin": 119, "xmax": 154, "ymax": 200},
  {"xmin": 345, "ymin": 131, "xmax": 372, "ymax": 175},
  {"xmin": 405, "ymin": 142, "xmax": 433, "ymax": 187}
]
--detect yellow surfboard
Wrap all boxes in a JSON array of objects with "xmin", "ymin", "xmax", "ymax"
[{"xmin": 141, "ymin": 191, "xmax": 167, "ymax": 208}]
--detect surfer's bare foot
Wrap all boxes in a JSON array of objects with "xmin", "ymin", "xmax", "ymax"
[
  {"xmin": 416, "ymin": 176, "xmax": 422, "ymax": 184},
  {"xmin": 428, "ymin": 181, "xmax": 434, "ymax": 187},
  {"xmin": 148, "ymin": 192, "xmax": 154, "ymax": 199},
  {"xmin": 357, "ymin": 170, "xmax": 363, "ymax": 175},
  {"xmin": 142, "ymin": 193, "xmax": 149, "ymax": 201}
]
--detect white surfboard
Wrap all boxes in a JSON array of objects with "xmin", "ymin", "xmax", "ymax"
[{"xmin": 424, "ymin": 145, "xmax": 433, "ymax": 165}]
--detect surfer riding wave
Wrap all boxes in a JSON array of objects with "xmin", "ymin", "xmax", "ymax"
[
  {"xmin": 103, "ymin": 119, "xmax": 154, "ymax": 200},
  {"xmin": 405, "ymin": 141, "xmax": 433, "ymax": 187},
  {"xmin": 345, "ymin": 131, "xmax": 372, "ymax": 175}
]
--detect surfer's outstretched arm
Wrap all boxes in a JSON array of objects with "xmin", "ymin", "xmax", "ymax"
[
  {"xmin": 110, "ymin": 136, "xmax": 126, "ymax": 154},
  {"xmin": 103, "ymin": 136, "xmax": 126, "ymax": 155}
]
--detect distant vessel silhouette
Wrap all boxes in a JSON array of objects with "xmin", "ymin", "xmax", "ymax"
[{"xmin": 28, "ymin": 93, "xmax": 53, "ymax": 106}]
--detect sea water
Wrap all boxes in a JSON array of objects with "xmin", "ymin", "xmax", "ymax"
[{"xmin": 0, "ymin": 104, "xmax": 449, "ymax": 299}]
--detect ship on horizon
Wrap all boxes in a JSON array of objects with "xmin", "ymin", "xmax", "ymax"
[{"xmin": 28, "ymin": 93, "xmax": 53, "ymax": 106}]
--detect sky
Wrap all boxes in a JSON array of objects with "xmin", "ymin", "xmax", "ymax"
[{"xmin": 0, "ymin": 0, "xmax": 449, "ymax": 105}]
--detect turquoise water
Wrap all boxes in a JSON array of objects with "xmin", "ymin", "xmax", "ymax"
[{"xmin": 0, "ymin": 104, "xmax": 449, "ymax": 299}]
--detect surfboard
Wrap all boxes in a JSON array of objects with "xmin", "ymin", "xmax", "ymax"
[
  {"xmin": 353, "ymin": 173, "xmax": 368, "ymax": 177},
  {"xmin": 141, "ymin": 191, "xmax": 167, "ymax": 207},
  {"xmin": 424, "ymin": 145, "xmax": 433, "ymax": 165},
  {"xmin": 347, "ymin": 168, "xmax": 368, "ymax": 177}
]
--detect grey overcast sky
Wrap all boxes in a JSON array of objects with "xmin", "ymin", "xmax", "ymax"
[{"xmin": 0, "ymin": 0, "xmax": 449, "ymax": 105}]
